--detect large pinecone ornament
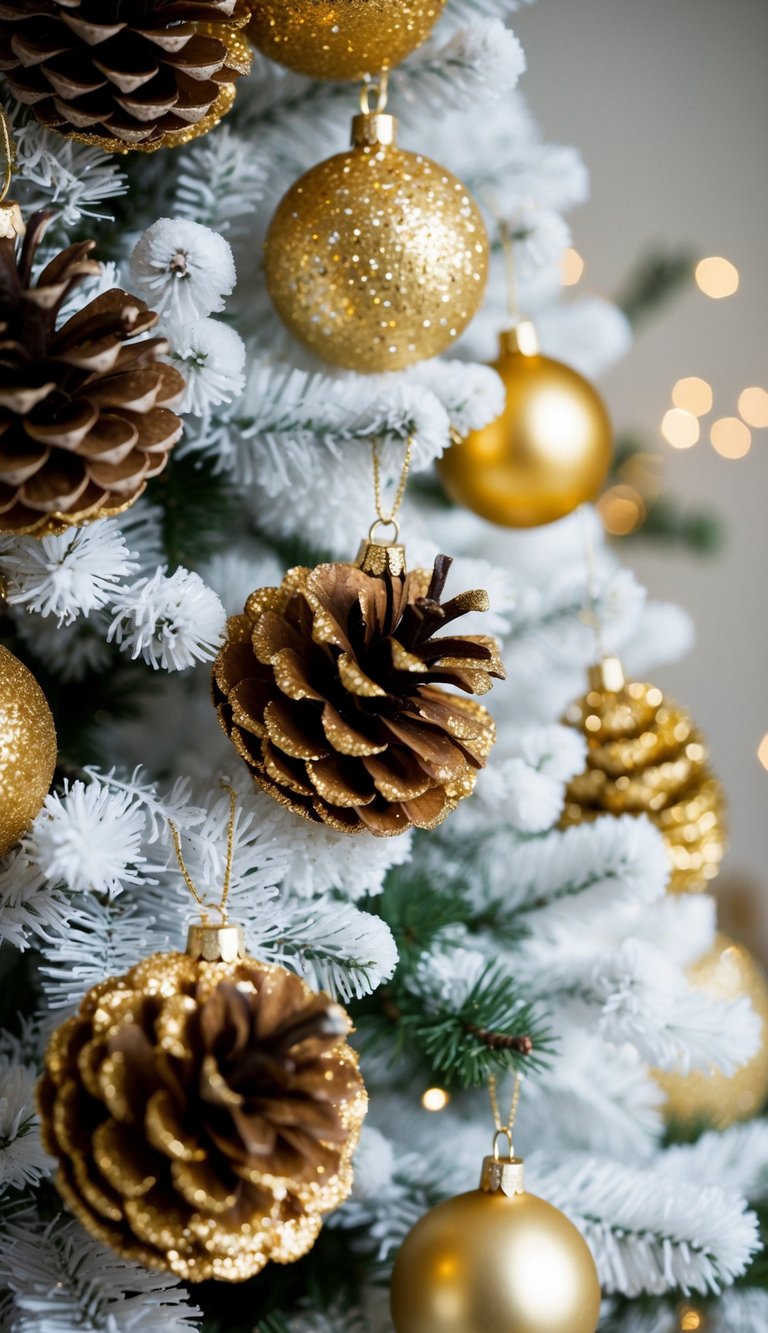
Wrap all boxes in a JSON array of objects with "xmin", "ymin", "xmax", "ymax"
[
  {"xmin": 213, "ymin": 554, "xmax": 504, "ymax": 836},
  {"xmin": 0, "ymin": 0, "xmax": 252, "ymax": 153},
  {"xmin": 38, "ymin": 924, "xmax": 367, "ymax": 1282},
  {"xmin": 562, "ymin": 657, "xmax": 726, "ymax": 893},
  {"xmin": 0, "ymin": 211, "xmax": 184, "ymax": 536}
]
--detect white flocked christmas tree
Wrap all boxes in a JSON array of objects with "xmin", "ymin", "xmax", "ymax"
[{"xmin": 0, "ymin": 3, "xmax": 766, "ymax": 1331}]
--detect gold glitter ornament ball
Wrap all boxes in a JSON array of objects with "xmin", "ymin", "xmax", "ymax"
[
  {"xmin": 562, "ymin": 657, "xmax": 726, "ymax": 894},
  {"xmin": 656, "ymin": 934, "xmax": 768, "ymax": 1129},
  {"xmin": 263, "ymin": 112, "xmax": 489, "ymax": 373},
  {"xmin": 0, "ymin": 645, "xmax": 57, "ymax": 856},
  {"xmin": 38, "ymin": 923, "xmax": 367, "ymax": 1282},
  {"xmin": 247, "ymin": 0, "xmax": 447, "ymax": 81},
  {"xmin": 391, "ymin": 1152, "xmax": 601, "ymax": 1333},
  {"xmin": 438, "ymin": 324, "xmax": 613, "ymax": 527}
]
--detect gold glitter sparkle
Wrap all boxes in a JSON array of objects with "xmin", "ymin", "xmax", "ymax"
[{"xmin": 0, "ymin": 646, "xmax": 57, "ymax": 856}]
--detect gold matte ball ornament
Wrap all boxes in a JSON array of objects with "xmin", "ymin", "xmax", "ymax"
[
  {"xmin": 656, "ymin": 933, "xmax": 768, "ymax": 1130},
  {"xmin": 438, "ymin": 323, "xmax": 613, "ymax": 527},
  {"xmin": 562, "ymin": 657, "xmax": 727, "ymax": 894},
  {"xmin": 264, "ymin": 111, "xmax": 489, "ymax": 373},
  {"xmin": 0, "ymin": 645, "xmax": 57, "ymax": 856},
  {"xmin": 38, "ymin": 922, "xmax": 367, "ymax": 1282},
  {"xmin": 247, "ymin": 0, "xmax": 447, "ymax": 81},
  {"xmin": 390, "ymin": 1151, "xmax": 601, "ymax": 1333}
]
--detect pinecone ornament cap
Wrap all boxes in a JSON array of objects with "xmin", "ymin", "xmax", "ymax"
[
  {"xmin": 213, "ymin": 554, "xmax": 505, "ymax": 836},
  {"xmin": 0, "ymin": 210, "xmax": 184, "ymax": 536},
  {"xmin": 0, "ymin": 0, "xmax": 252, "ymax": 153},
  {"xmin": 39, "ymin": 946, "xmax": 367, "ymax": 1282}
]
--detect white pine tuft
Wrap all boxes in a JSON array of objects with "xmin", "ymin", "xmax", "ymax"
[
  {"xmin": 0, "ymin": 523, "xmax": 138, "ymax": 625},
  {"xmin": 107, "ymin": 567, "xmax": 226, "ymax": 671},
  {"xmin": 129, "ymin": 218, "xmax": 236, "ymax": 324}
]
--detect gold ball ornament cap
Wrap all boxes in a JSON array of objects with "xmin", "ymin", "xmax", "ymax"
[
  {"xmin": 562, "ymin": 657, "xmax": 727, "ymax": 893},
  {"xmin": 438, "ymin": 325, "xmax": 613, "ymax": 528},
  {"xmin": 390, "ymin": 1153, "xmax": 601, "ymax": 1333},
  {"xmin": 0, "ymin": 645, "xmax": 57, "ymax": 857},
  {"xmin": 247, "ymin": 0, "xmax": 448, "ymax": 82},
  {"xmin": 263, "ymin": 113, "xmax": 489, "ymax": 373},
  {"xmin": 656, "ymin": 933, "xmax": 768, "ymax": 1130}
]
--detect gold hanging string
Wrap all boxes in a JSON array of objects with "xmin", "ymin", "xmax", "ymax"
[
  {"xmin": 168, "ymin": 782, "xmax": 239, "ymax": 926},
  {"xmin": 488, "ymin": 1071, "xmax": 523, "ymax": 1159},
  {"xmin": 498, "ymin": 217, "xmax": 521, "ymax": 327},
  {"xmin": 369, "ymin": 434, "xmax": 414, "ymax": 543},
  {"xmin": 0, "ymin": 106, "xmax": 15, "ymax": 206},
  {"xmin": 360, "ymin": 68, "xmax": 390, "ymax": 115}
]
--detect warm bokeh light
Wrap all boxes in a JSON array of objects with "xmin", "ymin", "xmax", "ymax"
[
  {"xmin": 738, "ymin": 386, "xmax": 768, "ymax": 427},
  {"xmin": 679, "ymin": 1311, "xmax": 703, "ymax": 1332},
  {"xmin": 661, "ymin": 407, "xmax": 700, "ymax": 449},
  {"xmin": 672, "ymin": 376, "xmax": 713, "ymax": 416},
  {"xmin": 421, "ymin": 1087, "xmax": 450, "ymax": 1112},
  {"xmin": 695, "ymin": 255, "xmax": 739, "ymax": 298},
  {"xmin": 597, "ymin": 485, "xmax": 645, "ymax": 536},
  {"xmin": 561, "ymin": 247, "xmax": 585, "ymax": 285},
  {"xmin": 710, "ymin": 416, "xmax": 751, "ymax": 459},
  {"xmin": 758, "ymin": 734, "xmax": 768, "ymax": 772}
]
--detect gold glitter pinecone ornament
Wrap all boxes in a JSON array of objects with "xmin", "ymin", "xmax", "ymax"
[
  {"xmin": 213, "ymin": 553, "xmax": 503, "ymax": 836},
  {"xmin": 0, "ymin": 644, "xmax": 57, "ymax": 855},
  {"xmin": 38, "ymin": 922, "xmax": 367, "ymax": 1282},
  {"xmin": 0, "ymin": 210, "xmax": 185, "ymax": 536},
  {"xmin": 0, "ymin": 0, "xmax": 252, "ymax": 153},
  {"xmin": 562, "ymin": 657, "xmax": 726, "ymax": 893},
  {"xmin": 247, "ymin": 0, "xmax": 447, "ymax": 82},
  {"xmin": 264, "ymin": 108, "xmax": 489, "ymax": 372}
]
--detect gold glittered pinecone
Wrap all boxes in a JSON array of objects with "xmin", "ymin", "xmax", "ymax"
[
  {"xmin": 213, "ymin": 553, "xmax": 504, "ymax": 836},
  {"xmin": 38, "ymin": 930, "xmax": 367, "ymax": 1283},
  {"xmin": 0, "ymin": 0, "xmax": 252, "ymax": 153},
  {"xmin": 562, "ymin": 657, "xmax": 726, "ymax": 893},
  {"xmin": 0, "ymin": 210, "xmax": 185, "ymax": 536}
]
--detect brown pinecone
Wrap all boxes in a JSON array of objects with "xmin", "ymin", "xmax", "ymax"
[
  {"xmin": 0, "ymin": 0, "xmax": 252, "ymax": 153},
  {"xmin": 0, "ymin": 210, "xmax": 185, "ymax": 536},
  {"xmin": 213, "ymin": 554, "xmax": 504, "ymax": 836},
  {"xmin": 38, "ymin": 947, "xmax": 367, "ymax": 1282}
]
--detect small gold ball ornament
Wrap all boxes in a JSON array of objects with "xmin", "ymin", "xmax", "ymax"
[
  {"xmin": 0, "ymin": 645, "xmax": 57, "ymax": 856},
  {"xmin": 264, "ymin": 111, "xmax": 489, "ymax": 373},
  {"xmin": 247, "ymin": 0, "xmax": 447, "ymax": 81},
  {"xmin": 391, "ymin": 1151, "xmax": 601, "ymax": 1333},
  {"xmin": 562, "ymin": 657, "xmax": 726, "ymax": 894},
  {"xmin": 656, "ymin": 933, "xmax": 768, "ymax": 1130},
  {"xmin": 438, "ymin": 323, "xmax": 613, "ymax": 527}
]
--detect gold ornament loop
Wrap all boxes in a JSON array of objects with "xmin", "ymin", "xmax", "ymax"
[
  {"xmin": 368, "ymin": 516, "xmax": 400, "ymax": 545},
  {"xmin": 169, "ymin": 782, "xmax": 239, "ymax": 926},
  {"xmin": 492, "ymin": 1127, "xmax": 514, "ymax": 1161},
  {"xmin": 360, "ymin": 70, "xmax": 390, "ymax": 115}
]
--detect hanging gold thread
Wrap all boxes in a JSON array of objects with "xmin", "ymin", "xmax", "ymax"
[
  {"xmin": 369, "ymin": 434, "xmax": 414, "ymax": 543},
  {"xmin": 488, "ymin": 1071, "xmax": 523, "ymax": 1158},
  {"xmin": 169, "ymin": 782, "xmax": 239, "ymax": 924}
]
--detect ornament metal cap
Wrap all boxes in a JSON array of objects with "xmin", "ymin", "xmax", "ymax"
[
  {"xmin": 356, "ymin": 526, "xmax": 407, "ymax": 578},
  {"xmin": 480, "ymin": 1153, "xmax": 526, "ymax": 1197},
  {"xmin": 589, "ymin": 655, "xmax": 626, "ymax": 694},
  {"xmin": 351, "ymin": 111, "xmax": 397, "ymax": 148},
  {"xmin": 500, "ymin": 320, "xmax": 540, "ymax": 357},
  {"xmin": 186, "ymin": 921, "xmax": 244, "ymax": 963}
]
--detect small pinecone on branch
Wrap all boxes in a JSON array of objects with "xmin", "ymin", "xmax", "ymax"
[
  {"xmin": 38, "ymin": 949, "xmax": 367, "ymax": 1281},
  {"xmin": 0, "ymin": 0, "xmax": 252, "ymax": 153},
  {"xmin": 213, "ymin": 554, "xmax": 505, "ymax": 836},
  {"xmin": 0, "ymin": 210, "xmax": 185, "ymax": 536}
]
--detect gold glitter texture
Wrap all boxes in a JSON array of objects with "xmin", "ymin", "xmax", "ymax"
[
  {"xmin": 264, "ymin": 113, "xmax": 489, "ymax": 373},
  {"xmin": 0, "ymin": 645, "xmax": 56, "ymax": 856},
  {"xmin": 247, "ymin": 0, "xmax": 447, "ymax": 82},
  {"xmin": 38, "ymin": 949, "xmax": 367, "ymax": 1283},
  {"xmin": 562, "ymin": 659, "xmax": 726, "ymax": 893}
]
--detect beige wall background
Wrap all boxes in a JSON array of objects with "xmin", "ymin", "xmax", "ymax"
[{"xmin": 513, "ymin": 0, "xmax": 768, "ymax": 915}]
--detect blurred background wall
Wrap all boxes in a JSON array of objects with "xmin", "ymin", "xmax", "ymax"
[{"xmin": 513, "ymin": 0, "xmax": 768, "ymax": 938}]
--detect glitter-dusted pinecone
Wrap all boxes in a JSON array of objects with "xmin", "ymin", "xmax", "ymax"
[
  {"xmin": 38, "ymin": 941, "xmax": 367, "ymax": 1282},
  {"xmin": 213, "ymin": 554, "xmax": 504, "ymax": 836},
  {"xmin": 562, "ymin": 656, "xmax": 727, "ymax": 893},
  {"xmin": 0, "ymin": 210, "xmax": 185, "ymax": 536},
  {"xmin": 0, "ymin": 0, "xmax": 252, "ymax": 153}
]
